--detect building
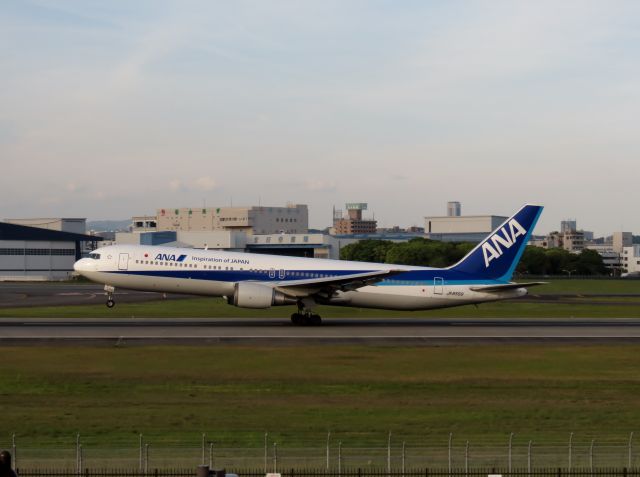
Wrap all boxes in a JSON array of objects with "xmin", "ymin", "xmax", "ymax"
[
  {"xmin": 562, "ymin": 230, "xmax": 585, "ymax": 252},
  {"xmin": 586, "ymin": 243, "xmax": 622, "ymax": 275},
  {"xmin": 447, "ymin": 201, "xmax": 461, "ymax": 217},
  {"xmin": 131, "ymin": 215, "xmax": 157, "ymax": 232},
  {"xmin": 560, "ymin": 220, "xmax": 577, "ymax": 234},
  {"xmin": 332, "ymin": 203, "xmax": 377, "ymax": 235},
  {"xmin": 155, "ymin": 204, "xmax": 308, "ymax": 235},
  {"xmin": 5, "ymin": 217, "xmax": 87, "ymax": 234},
  {"xmin": 0, "ymin": 221, "xmax": 101, "ymax": 280},
  {"xmin": 533, "ymin": 220, "xmax": 590, "ymax": 253},
  {"xmin": 247, "ymin": 233, "xmax": 350, "ymax": 259},
  {"xmin": 622, "ymin": 245, "xmax": 640, "ymax": 275},
  {"xmin": 424, "ymin": 203, "xmax": 507, "ymax": 243},
  {"xmin": 612, "ymin": 231, "xmax": 633, "ymax": 254},
  {"xmin": 113, "ymin": 229, "xmax": 349, "ymax": 259}
]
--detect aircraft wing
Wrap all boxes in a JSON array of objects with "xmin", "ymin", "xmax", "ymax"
[
  {"xmin": 469, "ymin": 282, "xmax": 546, "ymax": 293},
  {"xmin": 273, "ymin": 269, "xmax": 406, "ymax": 298}
]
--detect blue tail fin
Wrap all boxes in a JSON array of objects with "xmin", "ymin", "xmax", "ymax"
[{"xmin": 449, "ymin": 204, "xmax": 543, "ymax": 281}]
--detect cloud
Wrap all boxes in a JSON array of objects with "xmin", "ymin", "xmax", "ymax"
[
  {"xmin": 193, "ymin": 176, "xmax": 217, "ymax": 191},
  {"xmin": 306, "ymin": 179, "xmax": 337, "ymax": 192},
  {"xmin": 169, "ymin": 180, "xmax": 186, "ymax": 192}
]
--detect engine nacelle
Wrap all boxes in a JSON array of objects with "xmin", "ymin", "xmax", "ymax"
[{"xmin": 226, "ymin": 282, "xmax": 297, "ymax": 309}]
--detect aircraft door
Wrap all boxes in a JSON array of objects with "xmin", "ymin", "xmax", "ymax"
[
  {"xmin": 434, "ymin": 277, "xmax": 444, "ymax": 295},
  {"xmin": 279, "ymin": 269, "xmax": 285, "ymax": 279},
  {"xmin": 118, "ymin": 253, "xmax": 129, "ymax": 271},
  {"xmin": 269, "ymin": 268, "xmax": 276, "ymax": 279}
]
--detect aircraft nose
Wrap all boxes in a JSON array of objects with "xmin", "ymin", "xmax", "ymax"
[{"xmin": 73, "ymin": 258, "xmax": 96, "ymax": 274}]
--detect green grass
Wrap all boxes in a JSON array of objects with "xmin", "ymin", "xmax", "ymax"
[
  {"xmin": 1, "ymin": 296, "xmax": 640, "ymax": 318},
  {"xmin": 521, "ymin": 279, "xmax": 640, "ymax": 294},
  {"xmin": 1, "ymin": 345, "xmax": 640, "ymax": 448}
]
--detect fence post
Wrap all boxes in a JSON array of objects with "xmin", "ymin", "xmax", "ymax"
[
  {"xmin": 209, "ymin": 442, "xmax": 213, "ymax": 468},
  {"xmin": 273, "ymin": 442, "xmax": 278, "ymax": 473},
  {"xmin": 327, "ymin": 431, "xmax": 331, "ymax": 471},
  {"xmin": 201, "ymin": 433, "xmax": 206, "ymax": 465},
  {"xmin": 145, "ymin": 443, "xmax": 150, "ymax": 474},
  {"xmin": 630, "ymin": 432, "xmax": 634, "ymax": 469},
  {"xmin": 464, "ymin": 441, "xmax": 469, "ymax": 477},
  {"xmin": 197, "ymin": 465, "xmax": 210, "ymax": 477},
  {"xmin": 264, "ymin": 433, "xmax": 268, "ymax": 474},
  {"xmin": 528, "ymin": 440, "xmax": 532, "ymax": 476},
  {"xmin": 76, "ymin": 433, "xmax": 81, "ymax": 475},
  {"xmin": 509, "ymin": 433, "xmax": 514, "ymax": 474},
  {"xmin": 139, "ymin": 434, "xmax": 144, "ymax": 472},
  {"xmin": 78, "ymin": 444, "xmax": 83, "ymax": 474},
  {"xmin": 448, "ymin": 433, "xmax": 452, "ymax": 476},
  {"xmin": 338, "ymin": 441, "xmax": 342, "ymax": 476},
  {"xmin": 402, "ymin": 442, "xmax": 406, "ymax": 477},
  {"xmin": 568, "ymin": 432, "xmax": 573, "ymax": 472},
  {"xmin": 387, "ymin": 431, "xmax": 392, "ymax": 477},
  {"xmin": 11, "ymin": 433, "xmax": 16, "ymax": 471},
  {"xmin": 590, "ymin": 439, "xmax": 595, "ymax": 476}
]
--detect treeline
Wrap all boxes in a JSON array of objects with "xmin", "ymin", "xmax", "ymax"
[
  {"xmin": 340, "ymin": 238, "xmax": 474, "ymax": 267},
  {"xmin": 517, "ymin": 246, "xmax": 607, "ymax": 276},
  {"xmin": 340, "ymin": 238, "xmax": 608, "ymax": 276}
]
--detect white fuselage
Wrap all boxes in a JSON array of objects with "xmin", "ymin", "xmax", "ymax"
[{"xmin": 74, "ymin": 245, "xmax": 526, "ymax": 311}]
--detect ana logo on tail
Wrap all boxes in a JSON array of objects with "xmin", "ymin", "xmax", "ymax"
[{"xmin": 482, "ymin": 219, "xmax": 527, "ymax": 268}]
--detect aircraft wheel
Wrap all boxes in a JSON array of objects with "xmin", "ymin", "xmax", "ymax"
[
  {"xmin": 106, "ymin": 299, "xmax": 115, "ymax": 308},
  {"xmin": 309, "ymin": 314, "xmax": 322, "ymax": 326},
  {"xmin": 290, "ymin": 313, "xmax": 303, "ymax": 325}
]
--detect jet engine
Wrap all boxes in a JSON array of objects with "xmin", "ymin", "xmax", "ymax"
[{"xmin": 226, "ymin": 282, "xmax": 297, "ymax": 309}]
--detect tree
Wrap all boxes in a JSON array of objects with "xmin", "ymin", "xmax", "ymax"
[{"xmin": 340, "ymin": 240, "xmax": 394, "ymax": 263}]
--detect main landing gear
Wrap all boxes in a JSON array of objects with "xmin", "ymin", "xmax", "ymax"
[
  {"xmin": 104, "ymin": 285, "xmax": 115, "ymax": 308},
  {"xmin": 290, "ymin": 299, "xmax": 322, "ymax": 325},
  {"xmin": 290, "ymin": 312, "xmax": 322, "ymax": 326}
]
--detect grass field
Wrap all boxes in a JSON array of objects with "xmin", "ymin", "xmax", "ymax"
[
  {"xmin": 2, "ymin": 279, "xmax": 640, "ymax": 457},
  {"xmin": 1, "ymin": 344, "xmax": 640, "ymax": 448},
  {"xmin": 0, "ymin": 279, "xmax": 639, "ymax": 318}
]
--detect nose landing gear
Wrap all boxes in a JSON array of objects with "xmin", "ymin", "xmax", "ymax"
[{"xmin": 104, "ymin": 285, "xmax": 116, "ymax": 308}]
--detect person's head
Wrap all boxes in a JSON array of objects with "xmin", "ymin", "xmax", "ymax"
[{"xmin": 0, "ymin": 450, "xmax": 12, "ymax": 469}]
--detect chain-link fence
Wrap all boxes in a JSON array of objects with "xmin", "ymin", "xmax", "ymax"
[{"xmin": 4, "ymin": 434, "xmax": 640, "ymax": 472}]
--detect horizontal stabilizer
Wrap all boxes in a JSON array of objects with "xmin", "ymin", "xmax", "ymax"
[{"xmin": 469, "ymin": 282, "xmax": 546, "ymax": 293}]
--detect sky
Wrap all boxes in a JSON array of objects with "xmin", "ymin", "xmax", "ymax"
[{"xmin": 1, "ymin": 1, "xmax": 640, "ymax": 236}]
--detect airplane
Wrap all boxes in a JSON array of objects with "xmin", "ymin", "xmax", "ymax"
[{"xmin": 74, "ymin": 204, "xmax": 543, "ymax": 325}]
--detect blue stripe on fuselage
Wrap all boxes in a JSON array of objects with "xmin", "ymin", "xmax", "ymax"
[{"xmin": 107, "ymin": 268, "xmax": 504, "ymax": 286}]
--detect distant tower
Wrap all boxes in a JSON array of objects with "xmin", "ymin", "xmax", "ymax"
[
  {"xmin": 561, "ymin": 219, "xmax": 577, "ymax": 233},
  {"xmin": 447, "ymin": 201, "xmax": 461, "ymax": 217}
]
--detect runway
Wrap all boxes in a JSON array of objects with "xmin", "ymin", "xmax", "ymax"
[
  {"xmin": 3, "ymin": 317, "xmax": 640, "ymax": 345},
  {"xmin": 0, "ymin": 282, "xmax": 185, "ymax": 308}
]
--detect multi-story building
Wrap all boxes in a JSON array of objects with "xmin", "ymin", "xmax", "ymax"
[
  {"xmin": 332, "ymin": 203, "xmax": 377, "ymax": 235},
  {"xmin": 533, "ymin": 220, "xmax": 587, "ymax": 253},
  {"xmin": 155, "ymin": 203, "xmax": 308, "ymax": 235},
  {"xmin": 613, "ymin": 231, "xmax": 633, "ymax": 254},
  {"xmin": 622, "ymin": 245, "xmax": 640, "ymax": 275}
]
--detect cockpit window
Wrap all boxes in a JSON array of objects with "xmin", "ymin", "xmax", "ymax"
[{"xmin": 88, "ymin": 253, "xmax": 101, "ymax": 260}]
